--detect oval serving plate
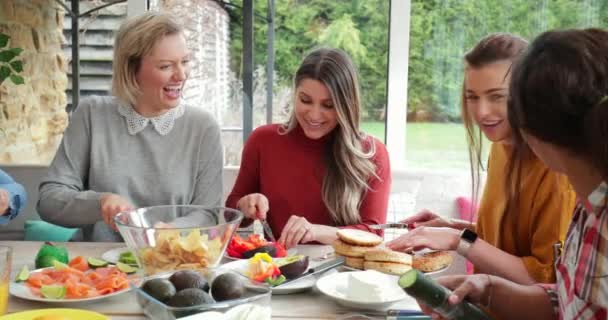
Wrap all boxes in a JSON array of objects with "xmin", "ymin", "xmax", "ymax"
[
  {"xmin": 219, "ymin": 258, "xmax": 316, "ymax": 295},
  {"xmin": 10, "ymin": 267, "xmax": 132, "ymax": 303}
]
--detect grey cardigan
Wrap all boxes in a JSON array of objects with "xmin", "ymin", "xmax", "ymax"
[{"xmin": 37, "ymin": 96, "xmax": 223, "ymax": 241}]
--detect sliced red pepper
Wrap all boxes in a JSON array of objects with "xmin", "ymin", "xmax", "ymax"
[{"xmin": 273, "ymin": 243, "xmax": 287, "ymax": 258}]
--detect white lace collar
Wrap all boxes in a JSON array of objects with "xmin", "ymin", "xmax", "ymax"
[{"xmin": 117, "ymin": 104, "xmax": 185, "ymax": 136}]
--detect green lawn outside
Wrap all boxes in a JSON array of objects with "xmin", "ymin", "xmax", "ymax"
[{"xmin": 361, "ymin": 122, "xmax": 489, "ymax": 170}]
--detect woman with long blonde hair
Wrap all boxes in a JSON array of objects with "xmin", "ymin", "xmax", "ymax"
[{"xmin": 226, "ymin": 48, "xmax": 391, "ymax": 248}]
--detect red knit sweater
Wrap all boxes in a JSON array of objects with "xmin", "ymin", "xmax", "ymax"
[{"xmin": 225, "ymin": 124, "xmax": 391, "ymax": 238}]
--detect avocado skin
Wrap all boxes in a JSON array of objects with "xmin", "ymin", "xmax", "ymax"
[
  {"xmin": 279, "ymin": 256, "xmax": 309, "ymax": 279},
  {"xmin": 169, "ymin": 270, "xmax": 209, "ymax": 292},
  {"xmin": 167, "ymin": 288, "xmax": 214, "ymax": 307},
  {"xmin": 242, "ymin": 245, "xmax": 277, "ymax": 259},
  {"xmin": 210, "ymin": 273, "xmax": 245, "ymax": 301},
  {"xmin": 141, "ymin": 278, "xmax": 177, "ymax": 303}
]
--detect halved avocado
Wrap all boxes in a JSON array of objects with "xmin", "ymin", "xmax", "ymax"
[
  {"xmin": 242, "ymin": 245, "xmax": 277, "ymax": 259},
  {"xmin": 278, "ymin": 255, "xmax": 309, "ymax": 279}
]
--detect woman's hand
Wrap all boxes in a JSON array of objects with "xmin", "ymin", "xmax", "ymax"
[
  {"xmin": 418, "ymin": 274, "xmax": 492, "ymax": 319},
  {"xmin": 387, "ymin": 227, "xmax": 460, "ymax": 252},
  {"xmin": 0, "ymin": 189, "xmax": 9, "ymax": 215},
  {"xmin": 236, "ymin": 193, "xmax": 269, "ymax": 220},
  {"xmin": 278, "ymin": 215, "xmax": 314, "ymax": 249},
  {"xmin": 100, "ymin": 193, "xmax": 134, "ymax": 230},
  {"xmin": 400, "ymin": 209, "xmax": 452, "ymax": 229}
]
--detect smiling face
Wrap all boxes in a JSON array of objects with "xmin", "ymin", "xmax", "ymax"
[
  {"xmin": 464, "ymin": 61, "xmax": 512, "ymax": 143},
  {"xmin": 294, "ymin": 78, "xmax": 339, "ymax": 140},
  {"xmin": 134, "ymin": 33, "xmax": 191, "ymax": 117}
]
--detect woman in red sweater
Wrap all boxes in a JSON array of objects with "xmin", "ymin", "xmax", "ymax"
[{"xmin": 226, "ymin": 48, "xmax": 391, "ymax": 249}]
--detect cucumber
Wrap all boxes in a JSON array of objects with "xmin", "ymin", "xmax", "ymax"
[{"xmin": 398, "ymin": 269, "xmax": 493, "ymax": 320}]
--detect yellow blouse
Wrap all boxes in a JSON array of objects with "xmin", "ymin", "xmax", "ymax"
[{"xmin": 476, "ymin": 143, "xmax": 576, "ymax": 283}]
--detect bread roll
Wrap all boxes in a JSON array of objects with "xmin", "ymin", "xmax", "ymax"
[
  {"xmin": 344, "ymin": 256, "xmax": 365, "ymax": 269},
  {"xmin": 364, "ymin": 248, "xmax": 412, "ymax": 265},
  {"xmin": 363, "ymin": 261, "xmax": 412, "ymax": 275},
  {"xmin": 337, "ymin": 229, "xmax": 383, "ymax": 247},
  {"xmin": 412, "ymin": 251, "xmax": 453, "ymax": 273},
  {"xmin": 332, "ymin": 239, "xmax": 377, "ymax": 258}
]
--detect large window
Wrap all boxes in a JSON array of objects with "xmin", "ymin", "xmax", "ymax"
[
  {"xmin": 221, "ymin": 0, "xmax": 389, "ymax": 166},
  {"xmin": 404, "ymin": 0, "xmax": 608, "ymax": 171}
]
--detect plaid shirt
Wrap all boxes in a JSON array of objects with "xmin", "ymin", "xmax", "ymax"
[{"xmin": 556, "ymin": 182, "xmax": 608, "ymax": 320}]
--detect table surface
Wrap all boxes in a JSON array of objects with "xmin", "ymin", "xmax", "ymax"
[{"xmin": 2, "ymin": 241, "xmax": 464, "ymax": 319}]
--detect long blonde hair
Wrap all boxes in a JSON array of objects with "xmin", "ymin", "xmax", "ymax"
[{"xmin": 282, "ymin": 48, "xmax": 377, "ymax": 225}]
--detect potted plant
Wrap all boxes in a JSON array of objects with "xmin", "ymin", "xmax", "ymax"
[{"xmin": 0, "ymin": 32, "xmax": 24, "ymax": 85}]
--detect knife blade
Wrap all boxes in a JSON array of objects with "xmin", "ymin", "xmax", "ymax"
[
  {"xmin": 273, "ymin": 256, "xmax": 345, "ymax": 288},
  {"xmin": 369, "ymin": 223, "xmax": 412, "ymax": 230},
  {"xmin": 260, "ymin": 219, "xmax": 276, "ymax": 242}
]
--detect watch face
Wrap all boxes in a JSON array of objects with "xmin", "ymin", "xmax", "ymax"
[{"xmin": 461, "ymin": 229, "xmax": 478, "ymax": 243}]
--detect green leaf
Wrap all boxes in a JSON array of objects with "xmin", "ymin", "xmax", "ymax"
[
  {"xmin": 9, "ymin": 60, "xmax": 22, "ymax": 73},
  {"xmin": 0, "ymin": 65, "xmax": 10, "ymax": 81},
  {"xmin": 9, "ymin": 48, "xmax": 23, "ymax": 56},
  {"xmin": 0, "ymin": 34, "xmax": 8, "ymax": 48},
  {"xmin": 9, "ymin": 74, "xmax": 24, "ymax": 85},
  {"xmin": 0, "ymin": 50, "xmax": 17, "ymax": 63}
]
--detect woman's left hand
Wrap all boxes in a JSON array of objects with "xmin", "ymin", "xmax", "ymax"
[
  {"xmin": 278, "ymin": 215, "xmax": 314, "ymax": 249},
  {"xmin": 386, "ymin": 226, "xmax": 460, "ymax": 252}
]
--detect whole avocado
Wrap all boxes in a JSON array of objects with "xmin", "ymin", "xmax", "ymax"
[
  {"xmin": 141, "ymin": 278, "xmax": 176, "ymax": 303},
  {"xmin": 169, "ymin": 270, "xmax": 209, "ymax": 292},
  {"xmin": 210, "ymin": 273, "xmax": 245, "ymax": 301},
  {"xmin": 167, "ymin": 288, "xmax": 214, "ymax": 307}
]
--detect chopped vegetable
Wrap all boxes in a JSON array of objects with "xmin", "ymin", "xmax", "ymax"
[
  {"xmin": 227, "ymin": 234, "xmax": 287, "ymax": 259},
  {"xmin": 265, "ymin": 274, "xmax": 286, "ymax": 286}
]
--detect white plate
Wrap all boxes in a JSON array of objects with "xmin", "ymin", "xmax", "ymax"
[
  {"xmin": 224, "ymin": 247, "xmax": 297, "ymax": 261},
  {"xmin": 101, "ymin": 247, "xmax": 133, "ymax": 264},
  {"xmin": 10, "ymin": 268, "xmax": 131, "ymax": 303},
  {"xmin": 219, "ymin": 258, "xmax": 316, "ymax": 295},
  {"xmin": 316, "ymin": 271, "xmax": 409, "ymax": 311}
]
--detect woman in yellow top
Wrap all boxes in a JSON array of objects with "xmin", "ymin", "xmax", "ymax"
[{"xmin": 387, "ymin": 33, "xmax": 576, "ymax": 284}]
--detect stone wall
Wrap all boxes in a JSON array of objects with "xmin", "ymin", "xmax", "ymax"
[{"xmin": 0, "ymin": 0, "xmax": 68, "ymax": 164}]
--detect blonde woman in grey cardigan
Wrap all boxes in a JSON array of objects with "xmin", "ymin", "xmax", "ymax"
[{"xmin": 37, "ymin": 12, "xmax": 223, "ymax": 241}]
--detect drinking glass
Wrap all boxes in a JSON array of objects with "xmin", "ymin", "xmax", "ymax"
[{"xmin": 0, "ymin": 245, "xmax": 12, "ymax": 315}]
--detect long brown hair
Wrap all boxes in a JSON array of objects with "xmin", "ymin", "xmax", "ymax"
[
  {"xmin": 282, "ymin": 48, "xmax": 377, "ymax": 225},
  {"xmin": 509, "ymin": 28, "xmax": 608, "ymax": 183},
  {"xmin": 462, "ymin": 33, "xmax": 528, "ymax": 249}
]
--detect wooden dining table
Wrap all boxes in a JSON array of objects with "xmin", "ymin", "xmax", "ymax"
[{"xmin": 2, "ymin": 241, "xmax": 462, "ymax": 319}]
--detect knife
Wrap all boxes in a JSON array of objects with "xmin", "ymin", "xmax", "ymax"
[
  {"xmin": 273, "ymin": 256, "xmax": 345, "ymax": 288},
  {"xmin": 369, "ymin": 223, "xmax": 412, "ymax": 230},
  {"xmin": 260, "ymin": 219, "xmax": 276, "ymax": 242}
]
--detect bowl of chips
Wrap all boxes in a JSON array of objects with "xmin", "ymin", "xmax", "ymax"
[{"xmin": 115, "ymin": 206, "xmax": 243, "ymax": 276}]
